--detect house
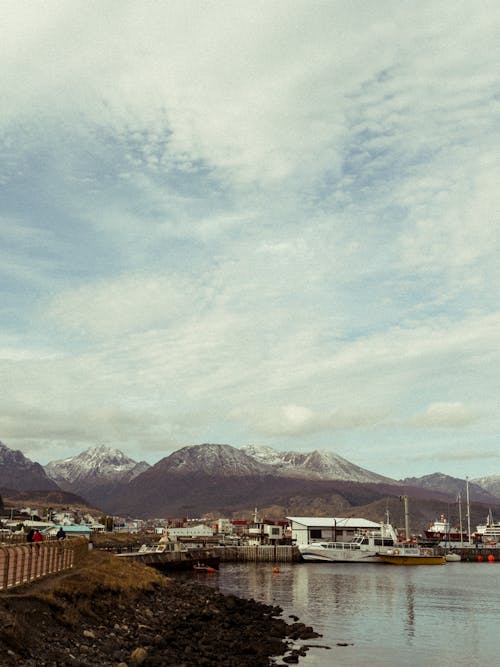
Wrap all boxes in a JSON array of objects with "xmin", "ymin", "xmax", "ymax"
[
  {"xmin": 43, "ymin": 525, "xmax": 93, "ymax": 539},
  {"xmin": 287, "ymin": 516, "xmax": 383, "ymax": 545}
]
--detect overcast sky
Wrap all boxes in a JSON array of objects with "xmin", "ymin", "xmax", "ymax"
[{"xmin": 1, "ymin": 1, "xmax": 499, "ymax": 479}]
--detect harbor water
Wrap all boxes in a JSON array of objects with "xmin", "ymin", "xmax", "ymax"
[{"xmin": 185, "ymin": 561, "xmax": 499, "ymax": 666}]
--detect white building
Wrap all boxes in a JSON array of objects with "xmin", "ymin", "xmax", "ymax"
[
  {"xmin": 287, "ymin": 517, "xmax": 383, "ymax": 545},
  {"xmin": 163, "ymin": 524, "xmax": 215, "ymax": 539}
]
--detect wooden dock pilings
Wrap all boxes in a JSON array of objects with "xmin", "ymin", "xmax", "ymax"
[{"xmin": 218, "ymin": 545, "xmax": 301, "ymax": 563}]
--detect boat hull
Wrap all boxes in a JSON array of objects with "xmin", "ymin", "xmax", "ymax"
[
  {"xmin": 299, "ymin": 547, "xmax": 383, "ymax": 563},
  {"xmin": 379, "ymin": 555, "xmax": 445, "ymax": 565},
  {"xmin": 116, "ymin": 548, "xmax": 220, "ymax": 571}
]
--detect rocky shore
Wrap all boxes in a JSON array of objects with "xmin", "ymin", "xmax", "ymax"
[{"xmin": 0, "ymin": 550, "xmax": 324, "ymax": 666}]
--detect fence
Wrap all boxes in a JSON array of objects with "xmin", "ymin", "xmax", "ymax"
[{"xmin": 0, "ymin": 538, "xmax": 88, "ymax": 591}]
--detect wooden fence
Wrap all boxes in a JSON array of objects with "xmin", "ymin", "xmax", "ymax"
[{"xmin": 0, "ymin": 538, "xmax": 88, "ymax": 591}]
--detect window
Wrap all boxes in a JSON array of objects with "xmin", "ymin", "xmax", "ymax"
[{"xmin": 310, "ymin": 529, "xmax": 322, "ymax": 539}]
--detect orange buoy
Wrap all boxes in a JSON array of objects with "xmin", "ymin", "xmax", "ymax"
[
  {"xmin": 477, "ymin": 554, "xmax": 484, "ymax": 562},
  {"xmin": 487, "ymin": 554, "xmax": 495, "ymax": 562},
  {"xmin": 272, "ymin": 566, "xmax": 280, "ymax": 573}
]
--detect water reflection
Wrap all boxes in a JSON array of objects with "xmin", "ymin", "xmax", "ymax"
[{"xmin": 189, "ymin": 561, "xmax": 499, "ymax": 665}]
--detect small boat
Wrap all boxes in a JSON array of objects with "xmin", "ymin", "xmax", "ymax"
[
  {"xmin": 444, "ymin": 552, "xmax": 461, "ymax": 562},
  {"xmin": 193, "ymin": 563, "xmax": 218, "ymax": 573},
  {"xmin": 298, "ymin": 523, "xmax": 399, "ymax": 563},
  {"xmin": 377, "ymin": 546, "xmax": 446, "ymax": 565}
]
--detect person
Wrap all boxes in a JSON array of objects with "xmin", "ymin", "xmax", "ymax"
[
  {"xmin": 56, "ymin": 527, "xmax": 66, "ymax": 540},
  {"xmin": 33, "ymin": 529, "xmax": 44, "ymax": 543},
  {"xmin": 26, "ymin": 528, "xmax": 35, "ymax": 543}
]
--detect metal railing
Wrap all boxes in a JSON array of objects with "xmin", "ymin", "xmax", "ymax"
[{"xmin": 0, "ymin": 538, "xmax": 88, "ymax": 591}]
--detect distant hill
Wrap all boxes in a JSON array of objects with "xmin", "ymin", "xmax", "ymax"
[
  {"xmin": 400, "ymin": 472, "xmax": 499, "ymax": 504},
  {"xmin": 0, "ymin": 441, "xmax": 59, "ymax": 492}
]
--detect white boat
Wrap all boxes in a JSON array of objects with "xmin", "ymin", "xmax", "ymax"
[
  {"xmin": 475, "ymin": 511, "xmax": 500, "ymax": 546},
  {"xmin": 444, "ymin": 552, "xmax": 461, "ymax": 562},
  {"xmin": 298, "ymin": 523, "xmax": 399, "ymax": 563}
]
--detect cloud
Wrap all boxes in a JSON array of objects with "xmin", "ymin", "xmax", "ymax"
[{"xmin": 409, "ymin": 402, "xmax": 479, "ymax": 428}]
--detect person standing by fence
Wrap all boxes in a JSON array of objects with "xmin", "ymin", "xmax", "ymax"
[{"xmin": 33, "ymin": 530, "xmax": 43, "ymax": 543}]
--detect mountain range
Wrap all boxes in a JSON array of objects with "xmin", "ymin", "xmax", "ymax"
[{"xmin": 1, "ymin": 439, "xmax": 499, "ymax": 529}]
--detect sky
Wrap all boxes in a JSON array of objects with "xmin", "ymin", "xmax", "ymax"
[{"xmin": 1, "ymin": 1, "xmax": 500, "ymax": 480}]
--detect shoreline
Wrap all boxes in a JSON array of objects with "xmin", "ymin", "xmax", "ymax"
[{"xmin": 0, "ymin": 550, "xmax": 323, "ymax": 666}]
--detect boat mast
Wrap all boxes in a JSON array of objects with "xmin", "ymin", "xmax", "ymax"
[
  {"xmin": 401, "ymin": 495, "xmax": 410, "ymax": 542},
  {"xmin": 465, "ymin": 478, "xmax": 472, "ymax": 545},
  {"xmin": 458, "ymin": 493, "xmax": 463, "ymax": 547}
]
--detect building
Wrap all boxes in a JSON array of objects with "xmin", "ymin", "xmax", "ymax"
[{"xmin": 287, "ymin": 517, "xmax": 383, "ymax": 545}]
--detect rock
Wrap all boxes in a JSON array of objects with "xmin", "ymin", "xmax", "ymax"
[{"xmin": 130, "ymin": 647, "xmax": 147, "ymax": 664}]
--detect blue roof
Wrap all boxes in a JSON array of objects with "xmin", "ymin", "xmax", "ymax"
[{"xmin": 43, "ymin": 525, "xmax": 92, "ymax": 534}]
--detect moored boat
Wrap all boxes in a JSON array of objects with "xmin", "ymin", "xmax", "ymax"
[
  {"xmin": 377, "ymin": 546, "xmax": 446, "ymax": 565},
  {"xmin": 298, "ymin": 523, "xmax": 399, "ymax": 563},
  {"xmin": 424, "ymin": 515, "xmax": 468, "ymax": 543},
  {"xmin": 116, "ymin": 535, "xmax": 220, "ymax": 571},
  {"xmin": 444, "ymin": 552, "xmax": 461, "ymax": 562}
]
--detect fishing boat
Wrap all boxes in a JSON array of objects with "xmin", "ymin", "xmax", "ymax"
[
  {"xmin": 298, "ymin": 523, "xmax": 399, "ymax": 563},
  {"xmin": 377, "ymin": 546, "xmax": 446, "ymax": 565},
  {"xmin": 115, "ymin": 535, "xmax": 220, "ymax": 571}
]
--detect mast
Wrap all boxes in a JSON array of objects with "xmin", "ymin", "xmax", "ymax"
[
  {"xmin": 401, "ymin": 495, "xmax": 410, "ymax": 542},
  {"xmin": 466, "ymin": 478, "xmax": 472, "ymax": 545},
  {"xmin": 458, "ymin": 492, "xmax": 463, "ymax": 547}
]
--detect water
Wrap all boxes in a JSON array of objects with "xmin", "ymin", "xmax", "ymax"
[{"xmin": 184, "ymin": 561, "xmax": 499, "ymax": 666}]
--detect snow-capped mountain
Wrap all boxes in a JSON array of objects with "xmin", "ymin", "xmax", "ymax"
[
  {"xmin": 241, "ymin": 445, "xmax": 395, "ymax": 484},
  {"xmin": 471, "ymin": 475, "xmax": 500, "ymax": 500},
  {"xmin": 0, "ymin": 441, "xmax": 59, "ymax": 491},
  {"xmin": 155, "ymin": 443, "xmax": 272, "ymax": 477},
  {"xmin": 44, "ymin": 445, "xmax": 150, "ymax": 492}
]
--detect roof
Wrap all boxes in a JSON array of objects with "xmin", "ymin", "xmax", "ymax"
[
  {"xmin": 287, "ymin": 517, "xmax": 381, "ymax": 529},
  {"xmin": 43, "ymin": 525, "xmax": 92, "ymax": 534}
]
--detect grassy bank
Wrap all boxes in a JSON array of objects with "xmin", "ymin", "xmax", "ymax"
[{"xmin": 0, "ymin": 548, "xmax": 322, "ymax": 666}]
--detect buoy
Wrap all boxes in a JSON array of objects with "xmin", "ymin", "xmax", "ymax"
[
  {"xmin": 272, "ymin": 566, "xmax": 280, "ymax": 573},
  {"xmin": 487, "ymin": 554, "xmax": 495, "ymax": 562},
  {"xmin": 477, "ymin": 555, "xmax": 484, "ymax": 562}
]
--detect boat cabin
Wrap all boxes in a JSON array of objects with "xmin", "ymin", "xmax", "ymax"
[{"xmin": 288, "ymin": 516, "xmax": 397, "ymax": 546}]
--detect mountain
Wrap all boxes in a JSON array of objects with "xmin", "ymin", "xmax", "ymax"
[
  {"xmin": 399, "ymin": 473, "xmax": 499, "ymax": 504},
  {"xmin": 94, "ymin": 443, "xmax": 497, "ymax": 527},
  {"xmin": 44, "ymin": 445, "xmax": 150, "ymax": 502},
  {"xmin": 241, "ymin": 445, "xmax": 396, "ymax": 484},
  {"xmin": 471, "ymin": 475, "xmax": 500, "ymax": 500},
  {"xmin": 0, "ymin": 441, "xmax": 60, "ymax": 492}
]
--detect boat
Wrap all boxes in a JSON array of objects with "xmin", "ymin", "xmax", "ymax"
[
  {"xmin": 377, "ymin": 546, "xmax": 446, "ymax": 565},
  {"xmin": 298, "ymin": 523, "xmax": 399, "ymax": 563},
  {"xmin": 193, "ymin": 563, "xmax": 218, "ymax": 573},
  {"xmin": 115, "ymin": 535, "xmax": 220, "ymax": 571},
  {"xmin": 475, "ymin": 511, "xmax": 500, "ymax": 546},
  {"xmin": 424, "ymin": 515, "xmax": 468, "ymax": 543},
  {"xmin": 444, "ymin": 552, "xmax": 461, "ymax": 562}
]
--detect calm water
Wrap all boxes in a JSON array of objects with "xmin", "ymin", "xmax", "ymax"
[{"xmin": 183, "ymin": 561, "xmax": 499, "ymax": 666}]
